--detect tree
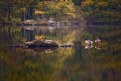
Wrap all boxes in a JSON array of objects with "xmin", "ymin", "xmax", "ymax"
[
  {"xmin": 36, "ymin": 1, "xmax": 75, "ymax": 20},
  {"xmin": 0, "ymin": 0, "xmax": 40, "ymax": 40}
]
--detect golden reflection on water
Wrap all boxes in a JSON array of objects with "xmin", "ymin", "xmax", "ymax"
[
  {"xmin": 0, "ymin": 46, "xmax": 74, "ymax": 81},
  {"xmin": 0, "ymin": 26, "xmax": 121, "ymax": 81},
  {"xmin": 0, "ymin": 42, "xmax": 121, "ymax": 81}
]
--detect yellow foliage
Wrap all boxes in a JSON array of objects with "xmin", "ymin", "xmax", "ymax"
[
  {"xmin": 35, "ymin": 35, "xmax": 45, "ymax": 40},
  {"xmin": 81, "ymin": 0, "xmax": 94, "ymax": 7},
  {"xmin": 81, "ymin": 1, "xmax": 108, "ymax": 7},
  {"xmin": 35, "ymin": 10, "xmax": 45, "ymax": 14},
  {"xmin": 97, "ymin": 2, "xmax": 108, "ymax": 6}
]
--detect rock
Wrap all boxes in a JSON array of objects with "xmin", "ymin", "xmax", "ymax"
[
  {"xmin": 9, "ymin": 40, "xmax": 58, "ymax": 48},
  {"xmin": 9, "ymin": 44, "xmax": 25, "ymax": 48},
  {"xmin": 60, "ymin": 44, "xmax": 72, "ymax": 47}
]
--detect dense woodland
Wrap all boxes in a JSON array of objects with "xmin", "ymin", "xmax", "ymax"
[{"xmin": 0, "ymin": 0, "xmax": 120, "ymax": 24}]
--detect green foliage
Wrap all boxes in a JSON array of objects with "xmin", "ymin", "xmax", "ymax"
[
  {"xmin": 0, "ymin": 0, "xmax": 39, "ymax": 22},
  {"xmin": 36, "ymin": 1, "xmax": 75, "ymax": 20},
  {"xmin": 85, "ymin": 32, "xmax": 93, "ymax": 39},
  {"xmin": 81, "ymin": 0, "xmax": 121, "ymax": 19},
  {"xmin": 0, "ymin": 0, "xmax": 79, "ymax": 22}
]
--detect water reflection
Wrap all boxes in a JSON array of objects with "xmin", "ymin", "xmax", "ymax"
[
  {"xmin": 100, "ymin": 68, "xmax": 121, "ymax": 81},
  {"xmin": 0, "ymin": 25, "xmax": 121, "ymax": 81},
  {"xmin": 85, "ymin": 45, "xmax": 101, "ymax": 50},
  {"xmin": 20, "ymin": 24, "xmax": 80, "ymax": 42},
  {"xmin": 21, "ymin": 28, "xmax": 35, "ymax": 41},
  {"xmin": 85, "ymin": 45, "xmax": 94, "ymax": 49},
  {"xmin": 20, "ymin": 26, "xmax": 57, "ymax": 41},
  {"xmin": 27, "ymin": 47, "xmax": 58, "ymax": 54}
]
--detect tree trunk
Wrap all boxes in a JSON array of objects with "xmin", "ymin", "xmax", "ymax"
[{"xmin": 8, "ymin": 6, "xmax": 12, "ymax": 40}]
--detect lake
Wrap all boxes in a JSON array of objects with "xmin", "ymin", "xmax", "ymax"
[{"xmin": 0, "ymin": 24, "xmax": 121, "ymax": 81}]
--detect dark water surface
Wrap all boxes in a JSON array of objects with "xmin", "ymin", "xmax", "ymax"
[{"xmin": 0, "ymin": 25, "xmax": 121, "ymax": 81}]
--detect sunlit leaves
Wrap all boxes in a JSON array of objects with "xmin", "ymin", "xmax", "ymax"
[
  {"xmin": 81, "ymin": 0, "xmax": 94, "ymax": 7},
  {"xmin": 96, "ymin": 2, "xmax": 108, "ymax": 7},
  {"xmin": 36, "ymin": 1, "xmax": 75, "ymax": 19}
]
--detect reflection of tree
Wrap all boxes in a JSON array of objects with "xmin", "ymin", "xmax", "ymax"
[
  {"xmin": 28, "ymin": 47, "xmax": 58, "ymax": 53},
  {"xmin": 100, "ymin": 68, "xmax": 121, "ymax": 81}
]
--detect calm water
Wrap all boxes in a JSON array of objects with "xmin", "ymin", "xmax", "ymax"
[{"xmin": 0, "ymin": 25, "xmax": 121, "ymax": 81}]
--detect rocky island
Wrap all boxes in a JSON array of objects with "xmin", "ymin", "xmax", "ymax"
[{"xmin": 9, "ymin": 39, "xmax": 58, "ymax": 48}]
